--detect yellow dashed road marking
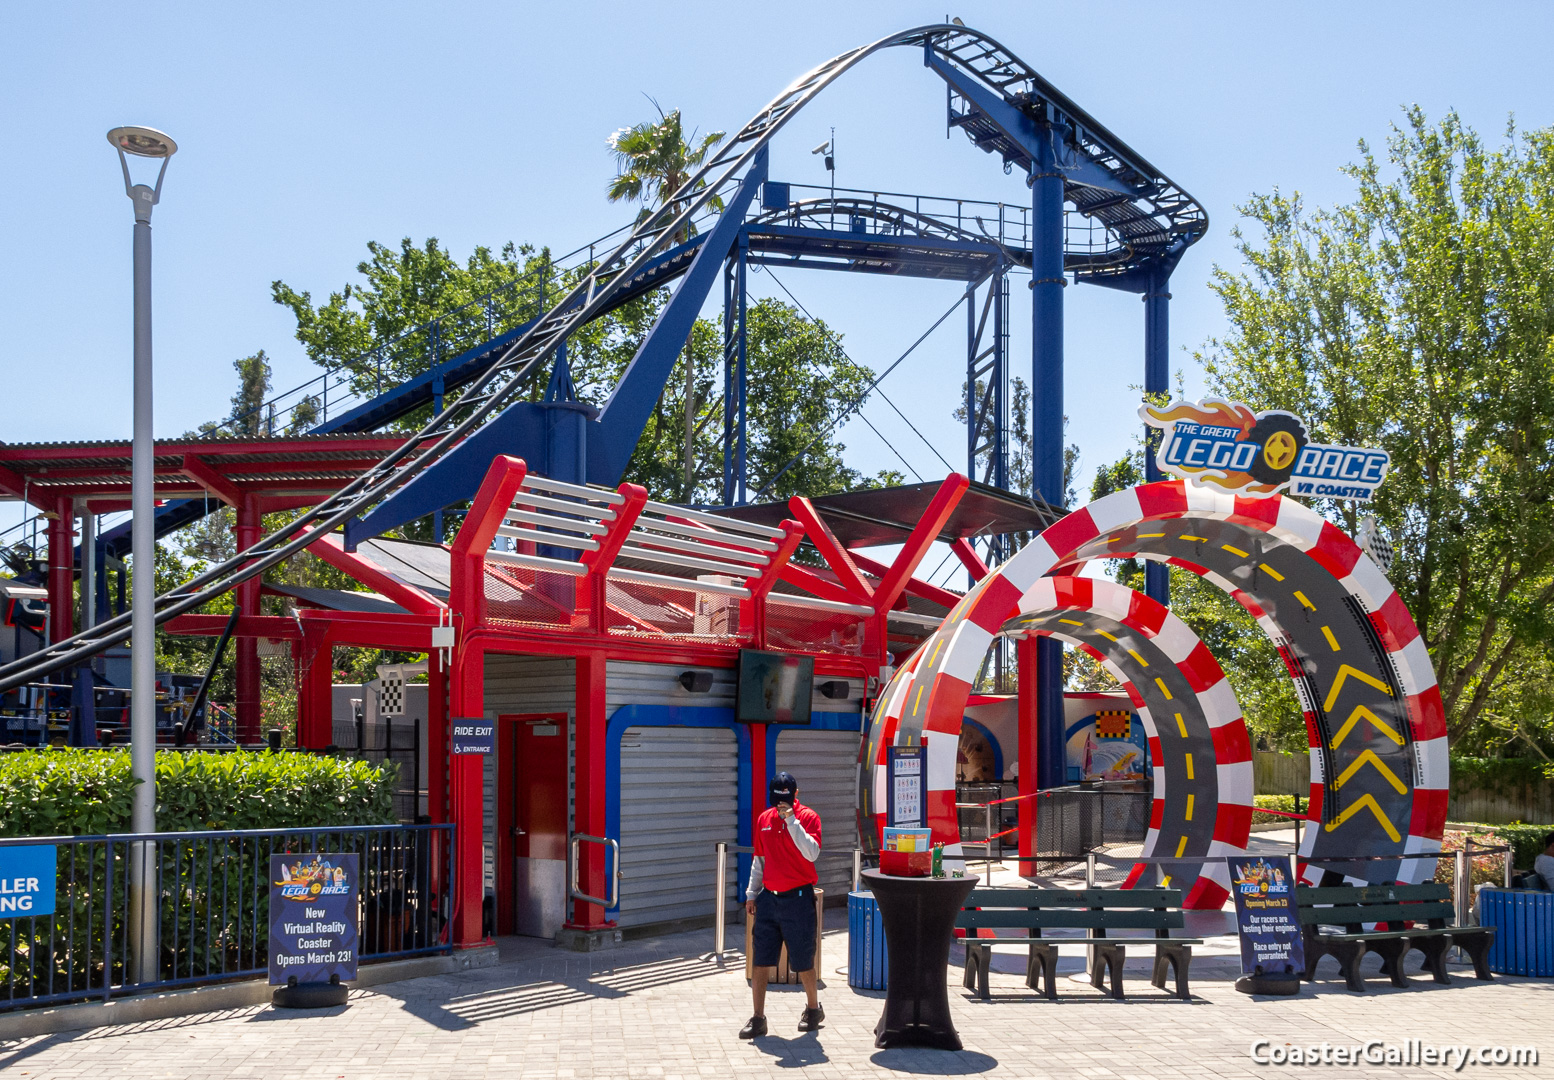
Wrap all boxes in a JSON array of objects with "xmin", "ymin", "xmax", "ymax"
[
  {"xmin": 1175, "ymin": 836, "xmax": 1189, "ymax": 857},
  {"xmin": 1294, "ymin": 590, "xmax": 1315, "ymax": 610},
  {"xmin": 1221, "ymin": 543, "xmax": 1250, "ymax": 558},
  {"xmin": 1185, "ymin": 793, "xmax": 1195, "ymax": 821},
  {"xmin": 1127, "ymin": 649, "xmax": 1148, "ymax": 667},
  {"xmin": 1181, "ymin": 534, "xmax": 1208, "ymax": 543},
  {"xmin": 1058, "ymin": 618, "xmax": 1085, "ymax": 627},
  {"xmin": 1137, "ymin": 532, "xmax": 1166, "ymax": 538},
  {"xmin": 1321, "ymin": 625, "xmax": 1341, "ymax": 651},
  {"xmin": 1095, "ymin": 629, "xmax": 1118, "ymax": 642},
  {"xmin": 913, "ymin": 687, "xmax": 924, "ymax": 714},
  {"xmin": 1260, "ymin": 564, "xmax": 1285, "ymax": 581},
  {"xmin": 1175, "ymin": 713, "xmax": 1188, "ymax": 738},
  {"xmin": 1154, "ymin": 678, "xmax": 1174, "ymax": 700},
  {"xmin": 1184, "ymin": 753, "xmax": 1194, "ymax": 780}
]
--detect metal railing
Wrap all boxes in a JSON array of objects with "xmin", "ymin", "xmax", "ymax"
[
  {"xmin": 0, "ymin": 822, "xmax": 452, "ymax": 1013},
  {"xmin": 567, "ymin": 833, "xmax": 620, "ymax": 909}
]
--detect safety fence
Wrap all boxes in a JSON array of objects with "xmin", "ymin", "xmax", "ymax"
[
  {"xmin": 955, "ymin": 783, "xmax": 1151, "ymax": 873},
  {"xmin": 0, "ymin": 822, "xmax": 452, "ymax": 1013}
]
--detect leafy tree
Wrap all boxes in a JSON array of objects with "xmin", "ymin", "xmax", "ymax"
[
  {"xmin": 1196, "ymin": 109, "xmax": 1554, "ymax": 754},
  {"xmin": 607, "ymin": 104, "xmax": 727, "ymax": 496},
  {"xmin": 230, "ymin": 350, "xmax": 272, "ymax": 436}
]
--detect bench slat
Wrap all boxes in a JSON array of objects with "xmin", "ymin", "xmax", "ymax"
[
  {"xmin": 958, "ymin": 909, "xmax": 1184, "ymax": 930},
  {"xmin": 1297, "ymin": 884, "xmax": 1450, "ymax": 905},
  {"xmin": 964, "ymin": 888, "xmax": 1182, "ymax": 909},
  {"xmin": 963, "ymin": 936, "xmax": 1204, "ymax": 946},
  {"xmin": 1299, "ymin": 903, "xmax": 1454, "ymax": 926}
]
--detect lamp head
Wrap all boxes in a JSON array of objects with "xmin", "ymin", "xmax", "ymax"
[{"xmin": 107, "ymin": 126, "xmax": 177, "ymax": 158}]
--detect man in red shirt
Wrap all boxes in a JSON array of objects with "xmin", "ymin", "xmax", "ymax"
[{"xmin": 739, "ymin": 771, "xmax": 823, "ymax": 1038}]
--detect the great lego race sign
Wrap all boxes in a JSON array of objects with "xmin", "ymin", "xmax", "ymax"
[{"xmin": 1141, "ymin": 398, "xmax": 1391, "ymax": 501}]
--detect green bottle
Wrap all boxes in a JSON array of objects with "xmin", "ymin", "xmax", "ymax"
[{"xmin": 932, "ymin": 843, "xmax": 944, "ymax": 878}]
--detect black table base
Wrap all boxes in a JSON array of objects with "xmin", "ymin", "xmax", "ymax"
[{"xmin": 862, "ymin": 868, "xmax": 979, "ymax": 1051}]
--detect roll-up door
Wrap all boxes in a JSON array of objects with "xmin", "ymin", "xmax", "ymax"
[
  {"xmin": 616, "ymin": 725, "xmax": 739, "ymax": 928},
  {"xmin": 774, "ymin": 728, "xmax": 862, "ymax": 902}
]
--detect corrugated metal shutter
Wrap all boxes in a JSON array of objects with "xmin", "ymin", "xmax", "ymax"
[
  {"xmin": 616, "ymin": 725, "xmax": 739, "ymax": 928},
  {"xmin": 774, "ymin": 728, "xmax": 862, "ymax": 901}
]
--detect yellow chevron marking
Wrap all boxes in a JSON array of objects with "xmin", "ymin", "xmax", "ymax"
[
  {"xmin": 1095, "ymin": 629, "xmax": 1118, "ymax": 642},
  {"xmin": 1154, "ymin": 678, "xmax": 1174, "ymax": 700},
  {"xmin": 1334, "ymin": 749, "xmax": 1408, "ymax": 794},
  {"xmin": 1185, "ymin": 793, "xmax": 1195, "ymax": 821},
  {"xmin": 1175, "ymin": 713, "xmax": 1188, "ymax": 738},
  {"xmin": 1323, "ymin": 664, "xmax": 1395, "ymax": 712},
  {"xmin": 1181, "ymin": 535, "xmax": 1208, "ymax": 543},
  {"xmin": 1330, "ymin": 703, "xmax": 1405, "ymax": 748},
  {"xmin": 1175, "ymin": 836, "xmax": 1189, "ymax": 857},
  {"xmin": 1184, "ymin": 753, "xmax": 1194, "ymax": 780},
  {"xmin": 1323, "ymin": 793, "xmax": 1402, "ymax": 843},
  {"xmin": 1058, "ymin": 618, "xmax": 1085, "ymax": 627},
  {"xmin": 1321, "ymin": 625, "xmax": 1341, "ymax": 652},
  {"xmin": 1294, "ymin": 590, "xmax": 1316, "ymax": 611},
  {"xmin": 1260, "ymin": 563, "xmax": 1285, "ymax": 581},
  {"xmin": 1128, "ymin": 649, "xmax": 1148, "ymax": 667},
  {"xmin": 1222, "ymin": 543, "xmax": 1250, "ymax": 558}
]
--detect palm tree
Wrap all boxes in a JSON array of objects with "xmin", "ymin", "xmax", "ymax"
[{"xmin": 606, "ymin": 102, "xmax": 727, "ymax": 501}]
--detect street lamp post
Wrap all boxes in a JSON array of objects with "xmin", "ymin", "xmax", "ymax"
[{"xmin": 108, "ymin": 124, "xmax": 176, "ymax": 986}]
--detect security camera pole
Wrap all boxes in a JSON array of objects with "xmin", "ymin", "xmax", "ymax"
[{"xmin": 108, "ymin": 124, "xmax": 177, "ymax": 986}]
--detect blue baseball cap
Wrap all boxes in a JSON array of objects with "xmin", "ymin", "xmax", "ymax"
[{"xmin": 769, "ymin": 771, "xmax": 798, "ymax": 804}]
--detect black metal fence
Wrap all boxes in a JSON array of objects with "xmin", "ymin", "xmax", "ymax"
[
  {"xmin": 1029, "ymin": 783, "xmax": 1152, "ymax": 873},
  {"xmin": 0, "ymin": 823, "xmax": 453, "ymax": 1013}
]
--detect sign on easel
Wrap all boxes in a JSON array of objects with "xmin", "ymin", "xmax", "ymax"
[
  {"xmin": 269, "ymin": 853, "xmax": 359, "ymax": 986},
  {"xmin": 887, "ymin": 743, "xmax": 926, "ymax": 828},
  {"xmin": 1227, "ymin": 854, "xmax": 1305, "ymax": 977}
]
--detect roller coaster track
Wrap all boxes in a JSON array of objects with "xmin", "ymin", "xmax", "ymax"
[{"xmin": 0, "ymin": 23, "xmax": 1206, "ymax": 692}]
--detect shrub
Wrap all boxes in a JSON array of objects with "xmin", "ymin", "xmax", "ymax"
[
  {"xmin": 1252, "ymin": 794, "xmax": 1305, "ymax": 825},
  {"xmin": 0, "ymin": 749, "xmax": 396, "ymax": 838}
]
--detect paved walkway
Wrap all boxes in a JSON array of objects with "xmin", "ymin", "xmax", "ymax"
[{"xmin": 2, "ymin": 911, "xmax": 1549, "ymax": 1080}]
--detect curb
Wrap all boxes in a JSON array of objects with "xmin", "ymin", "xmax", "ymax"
[{"xmin": 0, "ymin": 944, "xmax": 500, "ymax": 1041}]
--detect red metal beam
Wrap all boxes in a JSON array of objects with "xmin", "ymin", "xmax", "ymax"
[
  {"xmin": 0, "ymin": 461, "xmax": 27, "ymax": 501},
  {"xmin": 307, "ymin": 532, "xmax": 445, "ymax": 616},
  {"xmin": 747, "ymin": 521, "xmax": 805, "ymax": 599},
  {"xmin": 871, "ymin": 473, "xmax": 970, "ymax": 615},
  {"xmin": 787, "ymin": 496, "xmax": 873, "ymax": 600},
  {"xmin": 951, "ymin": 538, "xmax": 989, "ymax": 582},
  {"xmin": 581, "ymin": 483, "xmax": 647, "ymax": 577},
  {"xmin": 847, "ymin": 551, "xmax": 963, "ymax": 612},
  {"xmin": 776, "ymin": 564, "xmax": 868, "ymax": 607},
  {"xmin": 0, "ymin": 435, "xmax": 410, "ymax": 464},
  {"xmin": 179, "ymin": 454, "xmax": 243, "ymax": 507},
  {"xmin": 164, "ymin": 614, "xmax": 303, "ymax": 639},
  {"xmin": 452, "ymin": 456, "xmax": 528, "ymax": 627}
]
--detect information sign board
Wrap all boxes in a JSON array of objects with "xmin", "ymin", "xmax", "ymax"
[
  {"xmin": 269, "ymin": 852, "xmax": 359, "ymax": 985},
  {"xmin": 1227, "ymin": 854, "xmax": 1306, "ymax": 976},
  {"xmin": 0, "ymin": 845, "xmax": 55, "ymax": 918},
  {"xmin": 451, "ymin": 717, "xmax": 495, "ymax": 755},
  {"xmin": 887, "ymin": 744, "xmax": 926, "ymax": 828}
]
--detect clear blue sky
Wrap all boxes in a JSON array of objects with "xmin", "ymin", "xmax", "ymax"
[{"xmin": 5, "ymin": 2, "xmax": 1552, "ymax": 558}]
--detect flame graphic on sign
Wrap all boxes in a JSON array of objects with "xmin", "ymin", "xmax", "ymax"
[{"xmin": 1139, "ymin": 397, "xmax": 1280, "ymax": 495}]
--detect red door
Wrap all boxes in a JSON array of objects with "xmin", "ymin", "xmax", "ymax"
[{"xmin": 497, "ymin": 713, "xmax": 569, "ymax": 937}]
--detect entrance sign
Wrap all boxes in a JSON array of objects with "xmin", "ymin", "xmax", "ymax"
[
  {"xmin": 451, "ymin": 718, "xmax": 495, "ymax": 755},
  {"xmin": 1227, "ymin": 855, "xmax": 1305, "ymax": 976},
  {"xmin": 269, "ymin": 853, "xmax": 359, "ymax": 985},
  {"xmin": 1142, "ymin": 398, "xmax": 1390, "ymax": 501},
  {"xmin": 887, "ymin": 744, "xmax": 926, "ymax": 827},
  {"xmin": 0, "ymin": 845, "xmax": 55, "ymax": 917}
]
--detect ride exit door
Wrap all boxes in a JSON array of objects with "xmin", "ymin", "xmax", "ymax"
[{"xmin": 497, "ymin": 713, "xmax": 569, "ymax": 938}]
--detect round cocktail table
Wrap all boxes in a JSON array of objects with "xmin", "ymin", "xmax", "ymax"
[{"xmin": 861, "ymin": 868, "xmax": 979, "ymax": 1050}]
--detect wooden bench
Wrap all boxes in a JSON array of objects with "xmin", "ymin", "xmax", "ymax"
[
  {"xmin": 956, "ymin": 887, "xmax": 1202, "ymax": 1001},
  {"xmin": 1297, "ymin": 882, "xmax": 1495, "ymax": 992}
]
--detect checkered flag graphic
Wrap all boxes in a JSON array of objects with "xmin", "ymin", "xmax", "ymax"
[
  {"xmin": 378, "ymin": 669, "xmax": 405, "ymax": 717},
  {"xmin": 1356, "ymin": 516, "xmax": 1395, "ymax": 575}
]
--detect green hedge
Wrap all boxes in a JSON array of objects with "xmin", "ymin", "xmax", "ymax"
[
  {"xmin": 1449, "ymin": 756, "xmax": 1554, "ymax": 790},
  {"xmin": 0, "ymin": 749, "xmax": 396, "ymax": 838},
  {"xmin": 1252, "ymin": 794, "xmax": 1304, "ymax": 824}
]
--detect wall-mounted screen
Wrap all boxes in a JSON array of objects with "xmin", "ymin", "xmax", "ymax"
[{"xmin": 735, "ymin": 650, "xmax": 814, "ymax": 724}]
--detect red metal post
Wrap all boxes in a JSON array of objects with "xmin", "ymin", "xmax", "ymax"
[
  {"xmin": 233, "ymin": 495, "xmax": 262, "ymax": 744},
  {"xmin": 448, "ymin": 641, "xmax": 487, "ymax": 947},
  {"xmin": 46, "ymin": 497, "xmax": 75, "ymax": 649},
  {"xmin": 427, "ymin": 650, "xmax": 448, "ymax": 823},
  {"xmin": 1017, "ymin": 634, "xmax": 1040, "ymax": 867},
  {"xmin": 568, "ymin": 649, "xmax": 610, "ymax": 929},
  {"xmin": 296, "ymin": 624, "xmax": 333, "ymax": 750}
]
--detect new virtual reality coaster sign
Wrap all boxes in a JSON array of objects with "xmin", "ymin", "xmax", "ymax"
[{"xmin": 1142, "ymin": 398, "xmax": 1390, "ymax": 501}]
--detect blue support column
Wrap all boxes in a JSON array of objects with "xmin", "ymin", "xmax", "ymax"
[
  {"xmin": 432, "ymin": 373, "xmax": 445, "ymax": 543},
  {"xmin": 736, "ymin": 236, "xmax": 748, "ymax": 505},
  {"xmin": 1032, "ymin": 122, "xmax": 1067, "ymax": 791},
  {"xmin": 1143, "ymin": 266, "xmax": 1171, "ymax": 607},
  {"xmin": 721, "ymin": 234, "xmax": 750, "ymax": 506}
]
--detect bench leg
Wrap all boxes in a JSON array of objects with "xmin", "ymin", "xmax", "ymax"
[
  {"xmin": 1415, "ymin": 934, "xmax": 1452, "ymax": 985},
  {"xmin": 1092, "ymin": 943, "xmax": 1125, "ymax": 1001},
  {"xmin": 1153, "ymin": 944, "xmax": 1192, "ymax": 1000},
  {"xmin": 1301, "ymin": 928, "xmax": 1325, "ymax": 982},
  {"xmin": 1371, "ymin": 937, "xmax": 1410, "ymax": 988},
  {"xmin": 1454, "ymin": 930, "xmax": 1494, "ymax": 981},
  {"xmin": 1332, "ymin": 940, "xmax": 1369, "ymax": 993},
  {"xmin": 962, "ymin": 944, "xmax": 992, "ymax": 1000},
  {"xmin": 1027, "ymin": 943, "xmax": 1058, "ymax": 1001}
]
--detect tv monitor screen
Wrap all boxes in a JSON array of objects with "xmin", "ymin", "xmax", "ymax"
[{"xmin": 735, "ymin": 650, "xmax": 814, "ymax": 724}]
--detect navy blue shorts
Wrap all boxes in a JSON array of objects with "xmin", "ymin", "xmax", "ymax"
[{"xmin": 752, "ymin": 887, "xmax": 816, "ymax": 972}]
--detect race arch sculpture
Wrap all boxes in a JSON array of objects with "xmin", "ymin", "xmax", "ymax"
[{"xmin": 861, "ymin": 480, "xmax": 1447, "ymax": 905}]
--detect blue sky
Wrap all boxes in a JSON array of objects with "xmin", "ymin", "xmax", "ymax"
[{"xmin": 5, "ymin": 2, "xmax": 1553, "ymax": 572}]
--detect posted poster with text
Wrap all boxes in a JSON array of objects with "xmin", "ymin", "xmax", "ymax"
[
  {"xmin": 269, "ymin": 852, "xmax": 360, "ymax": 986},
  {"xmin": 1227, "ymin": 854, "xmax": 1305, "ymax": 976}
]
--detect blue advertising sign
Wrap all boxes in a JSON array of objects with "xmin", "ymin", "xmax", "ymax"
[
  {"xmin": 451, "ymin": 717, "xmax": 495, "ymax": 755},
  {"xmin": 0, "ymin": 845, "xmax": 56, "ymax": 918},
  {"xmin": 1227, "ymin": 854, "xmax": 1306, "ymax": 976},
  {"xmin": 886, "ymin": 744, "xmax": 927, "ymax": 828},
  {"xmin": 269, "ymin": 853, "xmax": 359, "ymax": 985}
]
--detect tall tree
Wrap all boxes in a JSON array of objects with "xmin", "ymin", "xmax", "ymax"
[
  {"xmin": 1196, "ymin": 109, "xmax": 1554, "ymax": 754},
  {"xmin": 606, "ymin": 105, "xmax": 726, "ymax": 499},
  {"xmin": 230, "ymin": 350, "xmax": 272, "ymax": 436}
]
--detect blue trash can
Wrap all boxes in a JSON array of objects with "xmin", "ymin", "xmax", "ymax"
[
  {"xmin": 848, "ymin": 890, "xmax": 888, "ymax": 989},
  {"xmin": 1478, "ymin": 888, "xmax": 1554, "ymax": 976}
]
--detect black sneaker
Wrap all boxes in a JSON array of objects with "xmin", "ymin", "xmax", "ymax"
[
  {"xmin": 739, "ymin": 1015, "xmax": 767, "ymax": 1039},
  {"xmin": 798, "ymin": 1005, "xmax": 825, "ymax": 1032}
]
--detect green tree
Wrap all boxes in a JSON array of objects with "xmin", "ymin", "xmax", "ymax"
[
  {"xmin": 230, "ymin": 350, "xmax": 272, "ymax": 436},
  {"xmin": 607, "ymin": 104, "xmax": 727, "ymax": 499},
  {"xmin": 1196, "ymin": 109, "xmax": 1554, "ymax": 753}
]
